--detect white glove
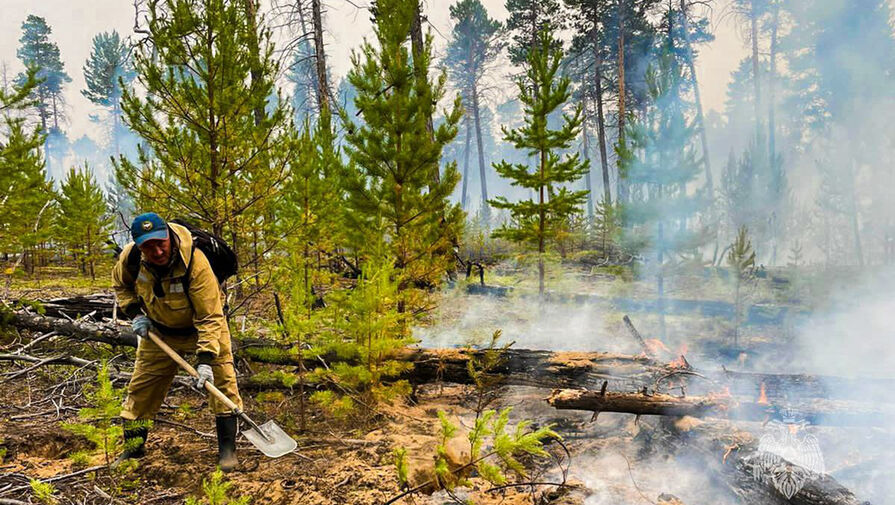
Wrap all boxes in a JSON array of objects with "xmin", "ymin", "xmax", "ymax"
[{"xmin": 195, "ymin": 364, "xmax": 214, "ymax": 389}]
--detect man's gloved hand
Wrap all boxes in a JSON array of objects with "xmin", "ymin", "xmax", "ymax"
[
  {"xmin": 195, "ymin": 364, "xmax": 213, "ymax": 389},
  {"xmin": 132, "ymin": 315, "xmax": 152, "ymax": 338}
]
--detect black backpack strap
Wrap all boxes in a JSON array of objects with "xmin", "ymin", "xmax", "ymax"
[
  {"xmin": 182, "ymin": 244, "xmax": 196, "ymax": 309},
  {"xmin": 125, "ymin": 243, "xmax": 142, "ymax": 285}
]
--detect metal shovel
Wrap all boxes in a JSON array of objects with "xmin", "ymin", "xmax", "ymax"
[{"xmin": 146, "ymin": 331, "xmax": 298, "ymax": 458}]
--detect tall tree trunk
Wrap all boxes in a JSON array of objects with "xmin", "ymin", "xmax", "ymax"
[
  {"xmin": 461, "ymin": 116, "xmax": 471, "ymax": 210},
  {"xmin": 750, "ymin": 0, "xmax": 762, "ymax": 143},
  {"xmin": 850, "ymin": 161, "xmax": 864, "ymax": 267},
  {"xmin": 539, "ymin": 146, "xmax": 546, "ymax": 296},
  {"xmin": 767, "ymin": 1, "xmax": 778, "ymax": 169},
  {"xmin": 311, "ymin": 0, "xmax": 330, "ymax": 114},
  {"xmin": 242, "ymin": 0, "xmax": 264, "ymax": 126},
  {"xmin": 616, "ymin": 0, "xmax": 627, "ymax": 204},
  {"xmin": 582, "ymin": 101, "xmax": 594, "ymax": 219},
  {"xmin": 409, "ymin": 0, "xmax": 437, "ymax": 184},
  {"xmin": 593, "ymin": 43, "xmax": 612, "ymax": 205},
  {"xmin": 679, "ymin": 0, "xmax": 713, "ymax": 200},
  {"xmin": 472, "ymin": 89, "xmax": 489, "ymax": 220}
]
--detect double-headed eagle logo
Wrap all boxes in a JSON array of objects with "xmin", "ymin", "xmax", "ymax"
[{"xmin": 752, "ymin": 408, "xmax": 824, "ymax": 499}]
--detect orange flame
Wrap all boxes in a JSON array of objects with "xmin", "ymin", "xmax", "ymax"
[
  {"xmin": 668, "ymin": 343, "xmax": 690, "ymax": 368},
  {"xmin": 757, "ymin": 382, "xmax": 769, "ymax": 405},
  {"xmin": 644, "ymin": 338, "xmax": 670, "ymax": 355}
]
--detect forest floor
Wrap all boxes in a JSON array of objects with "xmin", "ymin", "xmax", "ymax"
[{"xmin": 1, "ymin": 263, "xmax": 885, "ymax": 504}]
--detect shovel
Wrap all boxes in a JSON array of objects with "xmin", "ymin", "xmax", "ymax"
[{"xmin": 146, "ymin": 331, "xmax": 298, "ymax": 458}]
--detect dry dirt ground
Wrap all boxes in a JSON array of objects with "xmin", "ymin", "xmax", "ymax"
[{"xmin": 1, "ymin": 357, "xmax": 609, "ymax": 505}]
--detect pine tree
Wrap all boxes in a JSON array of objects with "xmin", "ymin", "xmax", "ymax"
[
  {"xmin": 489, "ymin": 29, "xmax": 590, "ymax": 296},
  {"xmin": 0, "ymin": 68, "xmax": 54, "ymax": 276},
  {"xmin": 618, "ymin": 52, "xmax": 707, "ymax": 337},
  {"xmin": 82, "ymin": 30, "xmax": 135, "ymax": 156},
  {"xmin": 727, "ymin": 225, "xmax": 755, "ymax": 347},
  {"xmin": 55, "ymin": 166, "xmax": 112, "ymax": 279},
  {"xmin": 446, "ymin": 0, "xmax": 503, "ymax": 219},
  {"xmin": 114, "ymin": 0, "xmax": 295, "ymax": 272},
  {"xmin": 342, "ymin": 0, "xmax": 463, "ymax": 307},
  {"xmin": 15, "ymin": 15, "xmax": 71, "ymax": 134}
]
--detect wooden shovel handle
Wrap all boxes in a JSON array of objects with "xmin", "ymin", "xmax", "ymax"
[{"xmin": 145, "ymin": 330, "xmax": 240, "ymax": 412}]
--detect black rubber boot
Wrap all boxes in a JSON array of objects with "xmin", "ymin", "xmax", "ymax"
[
  {"xmin": 112, "ymin": 423, "xmax": 148, "ymax": 467},
  {"xmin": 215, "ymin": 415, "xmax": 238, "ymax": 472}
]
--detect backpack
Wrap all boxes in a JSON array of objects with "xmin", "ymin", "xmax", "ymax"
[{"xmin": 126, "ymin": 219, "xmax": 238, "ymax": 288}]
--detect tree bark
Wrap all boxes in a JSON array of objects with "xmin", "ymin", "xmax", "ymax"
[
  {"xmin": 461, "ymin": 115, "xmax": 472, "ymax": 210},
  {"xmin": 472, "ymin": 88, "xmax": 489, "ymax": 219},
  {"xmin": 547, "ymin": 388, "xmax": 890, "ymax": 427},
  {"xmin": 593, "ymin": 42, "xmax": 611, "ymax": 205},
  {"xmin": 582, "ymin": 99, "xmax": 594, "ymax": 219},
  {"xmin": 616, "ymin": 0, "xmax": 627, "ymax": 203},
  {"xmin": 750, "ymin": 0, "xmax": 762, "ymax": 143},
  {"xmin": 679, "ymin": 0, "xmax": 713, "ymax": 201},
  {"xmin": 311, "ymin": 0, "xmax": 330, "ymax": 114}
]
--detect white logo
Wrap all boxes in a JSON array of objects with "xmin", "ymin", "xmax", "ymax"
[{"xmin": 752, "ymin": 410, "xmax": 824, "ymax": 499}]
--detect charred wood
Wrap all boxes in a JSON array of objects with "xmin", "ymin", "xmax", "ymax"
[{"xmin": 546, "ymin": 389, "xmax": 890, "ymax": 427}]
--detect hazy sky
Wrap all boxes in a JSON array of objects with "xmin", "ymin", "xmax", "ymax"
[{"xmin": 0, "ymin": 0, "xmax": 746, "ymax": 144}]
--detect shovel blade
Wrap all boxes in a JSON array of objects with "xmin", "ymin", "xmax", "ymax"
[{"xmin": 242, "ymin": 420, "xmax": 297, "ymax": 458}]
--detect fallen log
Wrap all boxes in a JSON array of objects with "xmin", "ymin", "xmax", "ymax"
[
  {"xmin": 8, "ymin": 311, "xmax": 670, "ymax": 390},
  {"xmin": 546, "ymin": 389, "xmax": 891, "ymax": 427},
  {"xmin": 10, "ymin": 310, "xmax": 137, "ymax": 347},
  {"xmin": 670, "ymin": 419, "xmax": 871, "ymax": 505}
]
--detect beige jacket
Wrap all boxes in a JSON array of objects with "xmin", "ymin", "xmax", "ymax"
[{"xmin": 112, "ymin": 222, "xmax": 228, "ymax": 357}]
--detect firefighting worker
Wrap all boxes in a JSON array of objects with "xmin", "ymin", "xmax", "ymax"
[{"xmin": 111, "ymin": 212, "xmax": 242, "ymax": 472}]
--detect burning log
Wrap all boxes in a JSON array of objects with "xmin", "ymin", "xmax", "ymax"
[
  {"xmin": 671, "ymin": 420, "xmax": 871, "ymax": 505},
  {"xmin": 546, "ymin": 388, "xmax": 891, "ymax": 427}
]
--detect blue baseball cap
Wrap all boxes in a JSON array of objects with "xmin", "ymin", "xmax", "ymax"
[{"xmin": 131, "ymin": 212, "xmax": 169, "ymax": 246}]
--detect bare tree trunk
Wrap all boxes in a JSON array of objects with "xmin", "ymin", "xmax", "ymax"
[
  {"xmin": 461, "ymin": 115, "xmax": 471, "ymax": 210},
  {"xmin": 409, "ymin": 0, "xmax": 437, "ymax": 184},
  {"xmin": 750, "ymin": 0, "xmax": 762, "ymax": 143},
  {"xmin": 472, "ymin": 89, "xmax": 489, "ymax": 220},
  {"xmin": 539, "ymin": 149, "xmax": 546, "ymax": 296},
  {"xmin": 679, "ymin": 0, "xmax": 713, "ymax": 200},
  {"xmin": 582, "ymin": 102, "xmax": 594, "ymax": 219},
  {"xmin": 767, "ymin": 1, "xmax": 778, "ymax": 168},
  {"xmin": 242, "ymin": 0, "xmax": 264, "ymax": 126},
  {"xmin": 593, "ymin": 44, "xmax": 612, "ymax": 205},
  {"xmin": 311, "ymin": 0, "xmax": 330, "ymax": 114},
  {"xmin": 850, "ymin": 162, "xmax": 864, "ymax": 267},
  {"xmin": 616, "ymin": 0, "xmax": 627, "ymax": 203}
]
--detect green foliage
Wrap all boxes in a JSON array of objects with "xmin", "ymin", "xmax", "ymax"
[
  {"xmin": 393, "ymin": 447, "xmax": 410, "ymax": 488},
  {"xmin": 82, "ymin": 30, "xmax": 135, "ymax": 154},
  {"xmin": 54, "ymin": 166, "xmax": 112, "ymax": 279},
  {"xmin": 728, "ymin": 225, "xmax": 756, "ymax": 280},
  {"xmin": 403, "ymin": 407, "xmax": 560, "ymax": 501},
  {"xmin": 302, "ymin": 242, "xmax": 416, "ymax": 419},
  {"xmin": 490, "ymin": 28, "xmax": 589, "ymax": 295},
  {"xmin": 82, "ymin": 30, "xmax": 134, "ymax": 108},
  {"xmin": 29, "ymin": 479, "xmax": 57, "ymax": 505},
  {"xmin": 594, "ymin": 197, "xmax": 621, "ymax": 258},
  {"xmin": 68, "ymin": 450, "xmax": 91, "ymax": 469},
  {"xmin": 466, "ymin": 330, "xmax": 509, "ymax": 417},
  {"xmin": 618, "ymin": 51, "xmax": 707, "ymax": 258},
  {"xmin": 0, "ymin": 67, "xmax": 52, "ymax": 262},
  {"xmin": 342, "ymin": 0, "xmax": 463, "ymax": 305},
  {"xmin": 63, "ymin": 361, "xmax": 148, "ymax": 469},
  {"xmin": 15, "ymin": 15, "xmax": 71, "ymax": 130},
  {"xmin": 184, "ymin": 469, "xmax": 250, "ymax": 505},
  {"xmin": 727, "ymin": 225, "xmax": 755, "ymax": 345},
  {"xmin": 115, "ymin": 0, "xmax": 295, "ymax": 264}
]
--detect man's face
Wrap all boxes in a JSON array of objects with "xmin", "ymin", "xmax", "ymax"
[{"xmin": 139, "ymin": 237, "xmax": 172, "ymax": 266}]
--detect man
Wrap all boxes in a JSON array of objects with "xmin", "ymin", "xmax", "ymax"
[{"xmin": 112, "ymin": 212, "xmax": 242, "ymax": 472}]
